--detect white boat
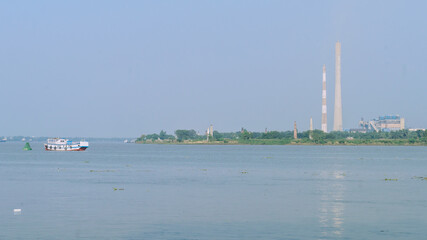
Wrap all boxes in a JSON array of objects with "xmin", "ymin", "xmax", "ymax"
[{"xmin": 44, "ymin": 138, "xmax": 89, "ymax": 151}]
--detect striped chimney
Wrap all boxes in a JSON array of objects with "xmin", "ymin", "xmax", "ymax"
[{"xmin": 321, "ymin": 64, "xmax": 327, "ymax": 132}]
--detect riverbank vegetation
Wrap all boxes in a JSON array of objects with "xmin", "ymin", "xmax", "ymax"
[{"xmin": 136, "ymin": 129, "xmax": 427, "ymax": 146}]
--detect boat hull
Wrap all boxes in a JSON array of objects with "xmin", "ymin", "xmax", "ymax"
[
  {"xmin": 44, "ymin": 144, "xmax": 88, "ymax": 151},
  {"xmin": 44, "ymin": 146, "xmax": 88, "ymax": 151}
]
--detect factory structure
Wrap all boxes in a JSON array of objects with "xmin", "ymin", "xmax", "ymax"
[
  {"xmin": 354, "ymin": 115, "xmax": 405, "ymax": 133},
  {"xmin": 319, "ymin": 41, "xmax": 406, "ymax": 133}
]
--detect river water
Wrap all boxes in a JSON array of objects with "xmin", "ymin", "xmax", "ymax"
[{"xmin": 1, "ymin": 142, "xmax": 426, "ymax": 239}]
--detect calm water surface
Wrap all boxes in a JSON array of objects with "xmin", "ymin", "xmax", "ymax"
[{"xmin": 1, "ymin": 142, "xmax": 427, "ymax": 239}]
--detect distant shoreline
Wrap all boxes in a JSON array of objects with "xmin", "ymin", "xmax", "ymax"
[{"xmin": 135, "ymin": 139, "xmax": 427, "ymax": 146}]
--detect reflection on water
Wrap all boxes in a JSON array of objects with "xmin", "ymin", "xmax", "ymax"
[{"xmin": 318, "ymin": 169, "xmax": 346, "ymax": 239}]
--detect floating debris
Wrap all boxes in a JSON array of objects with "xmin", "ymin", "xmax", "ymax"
[
  {"xmin": 13, "ymin": 209, "xmax": 22, "ymax": 215},
  {"xmin": 241, "ymin": 171, "xmax": 248, "ymax": 174},
  {"xmin": 412, "ymin": 176, "xmax": 427, "ymax": 180},
  {"xmin": 90, "ymin": 170, "xmax": 115, "ymax": 173},
  {"xmin": 83, "ymin": 161, "xmax": 90, "ymax": 163},
  {"xmin": 334, "ymin": 172, "xmax": 346, "ymax": 179},
  {"xmin": 384, "ymin": 178, "xmax": 398, "ymax": 181},
  {"xmin": 112, "ymin": 187, "xmax": 125, "ymax": 191},
  {"xmin": 201, "ymin": 169, "xmax": 207, "ymax": 171}
]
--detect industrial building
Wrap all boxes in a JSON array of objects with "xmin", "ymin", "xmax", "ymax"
[{"xmin": 357, "ymin": 115, "xmax": 405, "ymax": 132}]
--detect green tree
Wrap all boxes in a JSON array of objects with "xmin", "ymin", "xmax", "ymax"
[
  {"xmin": 137, "ymin": 134, "xmax": 146, "ymax": 142},
  {"xmin": 305, "ymin": 130, "xmax": 328, "ymax": 143},
  {"xmin": 146, "ymin": 133, "xmax": 160, "ymax": 141},
  {"xmin": 262, "ymin": 131, "xmax": 282, "ymax": 139},
  {"xmin": 159, "ymin": 130, "xmax": 167, "ymax": 140},
  {"xmin": 213, "ymin": 131, "xmax": 223, "ymax": 141},
  {"xmin": 240, "ymin": 129, "xmax": 253, "ymax": 140},
  {"xmin": 175, "ymin": 129, "xmax": 198, "ymax": 141}
]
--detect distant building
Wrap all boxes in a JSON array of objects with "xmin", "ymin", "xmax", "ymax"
[
  {"xmin": 348, "ymin": 128, "xmax": 368, "ymax": 133},
  {"xmin": 409, "ymin": 128, "xmax": 426, "ymax": 132},
  {"xmin": 358, "ymin": 115, "xmax": 405, "ymax": 132}
]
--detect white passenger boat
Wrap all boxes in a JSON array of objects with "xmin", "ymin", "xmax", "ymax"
[{"xmin": 44, "ymin": 138, "xmax": 89, "ymax": 151}]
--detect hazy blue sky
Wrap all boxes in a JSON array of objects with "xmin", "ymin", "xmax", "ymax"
[{"xmin": 1, "ymin": 0, "xmax": 426, "ymax": 137}]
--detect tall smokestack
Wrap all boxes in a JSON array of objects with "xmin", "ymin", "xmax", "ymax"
[
  {"xmin": 294, "ymin": 121, "xmax": 298, "ymax": 139},
  {"xmin": 309, "ymin": 117, "xmax": 313, "ymax": 140},
  {"xmin": 322, "ymin": 64, "xmax": 327, "ymax": 132},
  {"xmin": 334, "ymin": 41, "xmax": 343, "ymax": 131},
  {"xmin": 310, "ymin": 117, "xmax": 313, "ymax": 131}
]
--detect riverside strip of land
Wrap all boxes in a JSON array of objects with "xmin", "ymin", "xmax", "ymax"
[{"xmin": 136, "ymin": 129, "xmax": 427, "ymax": 146}]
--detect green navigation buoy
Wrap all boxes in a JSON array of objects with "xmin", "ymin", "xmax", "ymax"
[{"xmin": 23, "ymin": 142, "xmax": 32, "ymax": 151}]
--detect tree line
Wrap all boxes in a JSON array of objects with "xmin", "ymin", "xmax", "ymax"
[{"xmin": 136, "ymin": 129, "xmax": 427, "ymax": 144}]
